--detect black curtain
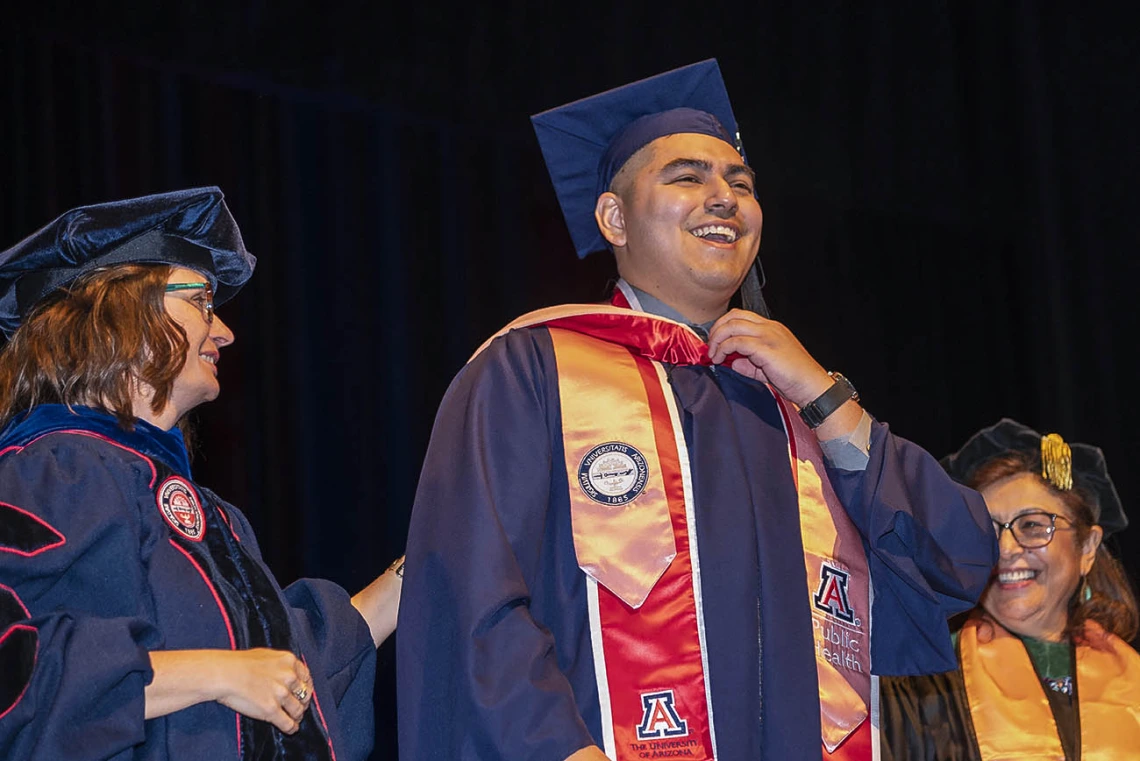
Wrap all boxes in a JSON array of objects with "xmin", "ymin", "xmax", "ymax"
[{"xmin": 4, "ymin": 4, "xmax": 1138, "ymax": 758}]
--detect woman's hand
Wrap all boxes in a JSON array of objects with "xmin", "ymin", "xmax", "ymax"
[
  {"xmin": 351, "ymin": 555, "xmax": 405, "ymax": 647},
  {"xmin": 146, "ymin": 648, "xmax": 312, "ymax": 734},
  {"xmin": 213, "ymin": 649, "xmax": 313, "ymax": 734}
]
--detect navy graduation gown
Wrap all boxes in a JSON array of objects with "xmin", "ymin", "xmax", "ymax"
[
  {"xmin": 0, "ymin": 405, "xmax": 376, "ymax": 761},
  {"xmin": 398, "ymin": 326, "xmax": 996, "ymax": 760}
]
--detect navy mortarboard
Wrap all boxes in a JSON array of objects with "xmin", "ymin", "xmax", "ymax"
[
  {"xmin": 0, "ymin": 187, "xmax": 256, "ymax": 337},
  {"xmin": 941, "ymin": 418, "xmax": 1127, "ymax": 535},
  {"xmin": 530, "ymin": 59, "xmax": 768, "ymax": 315},
  {"xmin": 531, "ymin": 59, "xmax": 742, "ymax": 259}
]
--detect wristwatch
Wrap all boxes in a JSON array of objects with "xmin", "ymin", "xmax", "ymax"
[{"xmin": 799, "ymin": 372, "xmax": 859, "ymax": 429}]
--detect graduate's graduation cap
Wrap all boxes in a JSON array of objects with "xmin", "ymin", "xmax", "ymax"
[
  {"xmin": 530, "ymin": 59, "xmax": 769, "ymax": 315},
  {"xmin": 941, "ymin": 418, "xmax": 1128, "ymax": 536},
  {"xmin": 0, "ymin": 187, "xmax": 256, "ymax": 337}
]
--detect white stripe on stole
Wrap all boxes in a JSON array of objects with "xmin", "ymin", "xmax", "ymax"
[
  {"xmin": 586, "ymin": 576, "xmax": 617, "ymax": 758},
  {"xmin": 869, "ymin": 580, "xmax": 880, "ymax": 761},
  {"xmin": 653, "ymin": 360, "xmax": 719, "ymax": 759}
]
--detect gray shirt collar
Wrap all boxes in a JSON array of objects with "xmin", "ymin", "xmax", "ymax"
[{"xmin": 618, "ymin": 279, "xmax": 720, "ymax": 339}]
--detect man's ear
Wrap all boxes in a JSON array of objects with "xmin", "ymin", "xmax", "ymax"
[{"xmin": 595, "ymin": 192, "xmax": 627, "ymax": 248}]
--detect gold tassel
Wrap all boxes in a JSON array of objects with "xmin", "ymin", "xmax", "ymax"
[{"xmin": 1041, "ymin": 433, "xmax": 1073, "ymax": 491}]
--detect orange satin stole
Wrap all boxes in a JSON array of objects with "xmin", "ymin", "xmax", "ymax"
[
  {"xmin": 959, "ymin": 615, "xmax": 1140, "ymax": 761},
  {"xmin": 548, "ymin": 323, "xmax": 875, "ymax": 759}
]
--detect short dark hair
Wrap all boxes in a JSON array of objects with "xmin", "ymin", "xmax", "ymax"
[
  {"xmin": 0, "ymin": 264, "xmax": 189, "ymax": 430},
  {"xmin": 969, "ymin": 452, "xmax": 1139, "ymax": 643}
]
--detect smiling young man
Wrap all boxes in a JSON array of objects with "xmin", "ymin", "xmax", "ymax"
[
  {"xmin": 397, "ymin": 61, "xmax": 998, "ymax": 761},
  {"xmin": 598, "ymin": 133, "xmax": 763, "ymax": 323}
]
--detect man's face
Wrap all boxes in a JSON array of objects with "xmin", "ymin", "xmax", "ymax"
[{"xmin": 600, "ymin": 132, "xmax": 762, "ymax": 317}]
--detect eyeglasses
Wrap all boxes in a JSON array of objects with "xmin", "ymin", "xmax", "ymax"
[
  {"xmin": 992, "ymin": 511, "xmax": 1073, "ymax": 549},
  {"xmin": 164, "ymin": 282, "xmax": 214, "ymax": 324}
]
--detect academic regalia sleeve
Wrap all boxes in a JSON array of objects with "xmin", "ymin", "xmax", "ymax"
[
  {"xmin": 211, "ymin": 500, "xmax": 376, "ymax": 699},
  {"xmin": 825, "ymin": 421, "xmax": 998, "ymax": 674},
  {"xmin": 282, "ymin": 580, "xmax": 375, "ymax": 703},
  {"xmin": 397, "ymin": 329, "xmax": 597, "ymax": 761},
  {"xmin": 0, "ymin": 436, "xmax": 161, "ymax": 760},
  {"xmin": 879, "ymin": 672, "xmax": 980, "ymax": 761},
  {"xmin": 209, "ymin": 497, "xmax": 377, "ymax": 759},
  {"xmin": 282, "ymin": 579, "xmax": 377, "ymax": 761}
]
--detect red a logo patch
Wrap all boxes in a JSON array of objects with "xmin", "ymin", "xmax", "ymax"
[
  {"xmin": 636, "ymin": 690, "xmax": 689, "ymax": 740},
  {"xmin": 813, "ymin": 563, "xmax": 855, "ymax": 623}
]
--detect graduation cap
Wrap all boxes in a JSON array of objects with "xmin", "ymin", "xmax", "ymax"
[
  {"xmin": 531, "ymin": 58, "xmax": 744, "ymax": 260},
  {"xmin": 0, "ymin": 187, "xmax": 256, "ymax": 338},
  {"xmin": 941, "ymin": 418, "xmax": 1127, "ymax": 535}
]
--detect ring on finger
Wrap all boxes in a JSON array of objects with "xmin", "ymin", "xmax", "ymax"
[{"xmin": 292, "ymin": 684, "xmax": 309, "ymax": 702}]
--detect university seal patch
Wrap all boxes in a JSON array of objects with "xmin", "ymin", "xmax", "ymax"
[
  {"xmin": 578, "ymin": 442, "xmax": 649, "ymax": 506},
  {"xmin": 157, "ymin": 476, "xmax": 205, "ymax": 541}
]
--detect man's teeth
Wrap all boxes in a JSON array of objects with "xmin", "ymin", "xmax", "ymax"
[
  {"xmin": 691, "ymin": 224, "xmax": 739, "ymax": 242},
  {"xmin": 998, "ymin": 569, "xmax": 1037, "ymax": 583},
  {"xmin": 200, "ymin": 354, "xmax": 217, "ymax": 365}
]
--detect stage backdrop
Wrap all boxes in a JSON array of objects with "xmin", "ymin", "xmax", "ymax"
[{"xmin": 5, "ymin": 4, "xmax": 1138, "ymax": 758}]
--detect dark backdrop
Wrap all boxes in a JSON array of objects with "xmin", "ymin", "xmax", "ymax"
[{"xmin": 5, "ymin": 3, "xmax": 1138, "ymax": 758}]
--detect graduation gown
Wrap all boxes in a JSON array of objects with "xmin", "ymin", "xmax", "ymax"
[
  {"xmin": 397, "ymin": 322, "xmax": 996, "ymax": 761},
  {"xmin": 0, "ymin": 405, "xmax": 376, "ymax": 761}
]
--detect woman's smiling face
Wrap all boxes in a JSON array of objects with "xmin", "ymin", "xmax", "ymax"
[
  {"xmin": 158, "ymin": 267, "xmax": 235, "ymax": 425},
  {"xmin": 979, "ymin": 472, "xmax": 1101, "ymax": 641}
]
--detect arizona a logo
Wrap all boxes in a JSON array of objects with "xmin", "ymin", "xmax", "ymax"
[
  {"xmin": 636, "ymin": 690, "xmax": 688, "ymax": 740},
  {"xmin": 813, "ymin": 562, "xmax": 855, "ymax": 624}
]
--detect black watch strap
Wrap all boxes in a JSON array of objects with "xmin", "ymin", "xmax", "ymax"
[{"xmin": 799, "ymin": 372, "xmax": 859, "ymax": 429}]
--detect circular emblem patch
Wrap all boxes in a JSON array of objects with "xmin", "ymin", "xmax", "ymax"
[
  {"xmin": 578, "ymin": 442, "xmax": 649, "ymax": 505},
  {"xmin": 157, "ymin": 476, "xmax": 205, "ymax": 541}
]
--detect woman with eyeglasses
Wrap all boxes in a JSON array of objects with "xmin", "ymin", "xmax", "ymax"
[
  {"xmin": 880, "ymin": 418, "xmax": 1140, "ymax": 760},
  {"xmin": 0, "ymin": 188, "xmax": 402, "ymax": 761}
]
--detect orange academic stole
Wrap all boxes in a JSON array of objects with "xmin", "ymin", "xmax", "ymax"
[
  {"xmin": 546, "ymin": 322, "xmax": 876, "ymax": 761},
  {"xmin": 774, "ymin": 398, "xmax": 875, "ymax": 760},
  {"xmin": 960, "ymin": 615, "xmax": 1140, "ymax": 761},
  {"xmin": 551, "ymin": 326, "xmax": 715, "ymax": 760}
]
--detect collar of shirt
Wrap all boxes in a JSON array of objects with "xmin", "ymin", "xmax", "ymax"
[{"xmin": 618, "ymin": 279, "xmax": 720, "ymax": 340}]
